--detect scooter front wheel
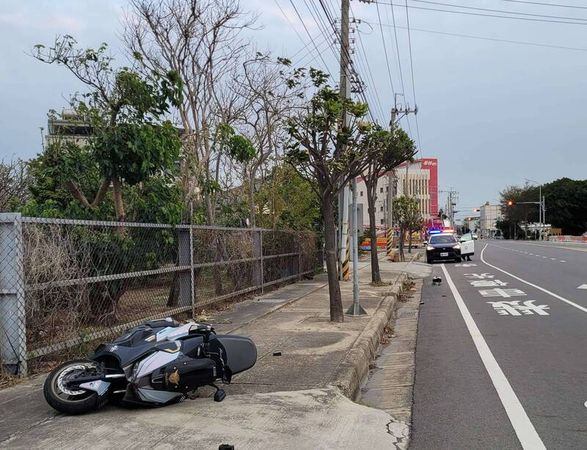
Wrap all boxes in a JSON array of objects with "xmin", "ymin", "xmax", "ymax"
[{"xmin": 44, "ymin": 359, "xmax": 101, "ymax": 415}]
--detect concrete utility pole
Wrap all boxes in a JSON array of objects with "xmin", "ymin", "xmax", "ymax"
[
  {"xmin": 440, "ymin": 189, "xmax": 458, "ymax": 228},
  {"xmin": 386, "ymin": 94, "xmax": 417, "ymax": 256},
  {"xmin": 338, "ymin": 0, "xmax": 351, "ymax": 281},
  {"xmin": 338, "ymin": 0, "xmax": 365, "ymax": 316}
]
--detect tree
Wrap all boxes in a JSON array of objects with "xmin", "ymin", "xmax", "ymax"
[
  {"xmin": 32, "ymin": 36, "xmax": 182, "ymax": 221},
  {"xmin": 234, "ymin": 55, "xmax": 303, "ymax": 227},
  {"xmin": 255, "ymin": 164, "xmax": 321, "ymax": 231},
  {"xmin": 360, "ymin": 125, "xmax": 415, "ymax": 283},
  {"xmin": 393, "ymin": 196, "xmax": 420, "ymax": 261},
  {"xmin": 286, "ymin": 69, "xmax": 374, "ymax": 322},
  {"xmin": 407, "ymin": 211, "xmax": 424, "ymax": 254},
  {"xmin": 125, "ymin": 0, "xmax": 256, "ymax": 224},
  {"xmin": 500, "ymin": 178, "xmax": 587, "ymax": 236},
  {"xmin": 0, "ymin": 159, "xmax": 31, "ymax": 212}
]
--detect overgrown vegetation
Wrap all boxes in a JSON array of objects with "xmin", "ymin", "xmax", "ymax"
[{"xmin": 3, "ymin": 0, "xmax": 419, "ymax": 326}]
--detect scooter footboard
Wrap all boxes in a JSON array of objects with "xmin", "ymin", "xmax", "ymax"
[{"xmin": 217, "ymin": 335, "xmax": 257, "ymax": 374}]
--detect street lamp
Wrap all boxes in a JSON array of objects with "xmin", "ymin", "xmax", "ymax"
[{"xmin": 524, "ymin": 178, "xmax": 544, "ymax": 241}]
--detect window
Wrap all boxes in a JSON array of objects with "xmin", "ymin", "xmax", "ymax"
[
  {"xmin": 380, "ymin": 219, "xmax": 385, "ymax": 224},
  {"xmin": 430, "ymin": 235, "xmax": 457, "ymax": 245},
  {"xmin": 380, "ymin": 206, "xmax": 384, "ymax": 212},
  {"xmin": 380, "ymin": 187, "xmax": 383, "ymax": 193},
  {"xmin": 360, "ymin": 191, "xmax": 363, "ymax": 196},
  {"xmin": 386, "ymin": 186, "xmax": 388, "ymax": 192}
]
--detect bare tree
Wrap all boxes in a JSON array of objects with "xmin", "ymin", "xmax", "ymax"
[
  {"xmin": 234, "ymin": 54, "xmax": 303, "ymax": 226},
  {"xmin": 0, "ymin": 158, "xmax": 31, "ymax": 212},
  {"xmin": 125, "ymin": 0, "xmax": 256, "ymax": 224}
]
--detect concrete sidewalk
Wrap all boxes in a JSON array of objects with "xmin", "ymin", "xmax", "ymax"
[{"xmin": 0, "ymin": 256, "xmax": 419, "ymax": 449}]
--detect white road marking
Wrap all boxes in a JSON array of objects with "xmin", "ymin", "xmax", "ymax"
[
  {"xmin": 542, "ymin": 256, "xmax": 547, "ymax": 259},
  {"xmin": 550, "ymin": 258, "xmax": 556, "ymax": 261},
  {"xmin": 455, "ymin": 263, "xmax": 477, "ymax": 267},
  {"xmin": 470, "ymin": 280, "xmax": 508, "ymax": 287},
  {"xmin": 479, "ymin": 288, "xmax": 527, "ymax": 298},
  {"xmin": 578, "ymin": 284, "xmax": 587, "ymax": 290},
  {"xmin": 464, "ymin": 273, "xmax": 494, "ymax": 279},
  {"xmin": 488, "ymin": 300, "xmax": 549, "ymax": 316},
  {"xmin": 481, "ymin": 244, "xmax": 587, "ymax": 314},
  {"xmin": 560, "ymin": 260, "xmax": 566, "ymax": 263},
  {"xmin": 584, "ymin": 401, "xmax": 587, "ymax": 409},
  {"xmin": 441, "ymin": 265, "xmax": 546, "ymax": 450}
]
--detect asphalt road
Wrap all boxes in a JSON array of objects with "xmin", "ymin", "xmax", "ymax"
[{"xmin": 411, "ymin": 240, "xmax": 587, "ymax": 450}]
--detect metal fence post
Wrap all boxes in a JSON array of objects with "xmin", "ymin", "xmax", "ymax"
[
  {"xmin": 258, "ymin": 230, "xmax": 264, "ymax": 293},
  {"xmin": 297, "ymin": 234, "xmax": 302, "ymax": 280},
  {"xmin": 177, "ymin": 227, "xmax": 192, "ymax": 307},
  {"xmin": 0, "ymin": 213, "xmax": 28, "ymax": 375},
  {"xmin": 189, "ymin": 223, "xmax": 195, "ymax": 314}
]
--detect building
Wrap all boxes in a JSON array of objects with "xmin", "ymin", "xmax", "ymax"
[
  {"xmin": 355, "ymin": 158, "xmax": 439, "ymax": 230},
  {"xmin": 46, "ymin": 110, "xmax": 92, "ymax": 147},
  {"xmin": 479, "ymin": 202, "xmax": 503, "ymax": 238}
]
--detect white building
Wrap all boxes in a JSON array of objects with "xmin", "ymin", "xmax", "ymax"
[
  {"xmin": 355, "ymin": 158, "xmax": 439, "ymax": 230},
  {"xmin": 479, "ymin": 203, "xmax": 503, "ymax": 238}
]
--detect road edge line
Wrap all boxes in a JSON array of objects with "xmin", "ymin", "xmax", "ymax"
[
  {"xmin": 440, "ymin": 264, "xmax": 546, "ymax": 450},
  {"xmin": 480, "ymin": 244, "xmax": 587, "ymax": 313}
]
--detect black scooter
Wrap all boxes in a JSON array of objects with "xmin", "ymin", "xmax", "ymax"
[{"xmin": 43, "ymin": 318, "xmax": 257, "ymax": 414}]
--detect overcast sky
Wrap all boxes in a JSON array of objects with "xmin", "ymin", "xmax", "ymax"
[{"xmin": 1, "ymin": 0, "xmax": 586, "ymax": 217}]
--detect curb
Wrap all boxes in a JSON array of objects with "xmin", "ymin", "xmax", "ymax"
[{"xmin": 331, "ymin": 271, "xmax": 408, "ymax": 400}]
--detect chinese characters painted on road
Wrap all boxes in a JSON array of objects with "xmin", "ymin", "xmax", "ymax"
[{"xmin": 487, "ymin": 300, "xmax": 550, "ymax": 316}]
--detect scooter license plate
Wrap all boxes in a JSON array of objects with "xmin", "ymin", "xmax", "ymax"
[{"xmin": 440, "ymin": 252, "xmax": 448, "ymax": 257}]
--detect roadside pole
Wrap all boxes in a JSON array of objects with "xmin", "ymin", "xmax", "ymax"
[
  {"xmin": 338, "ymin": 0, "xmax": 365, "ymax": 315},
  {"xmin": 386, "ymin": 108, "xmax": 397, "ymax": 258},
  {"xmin": 337, "ymin": 0, "xmax": 350, "ymax": 282},
  {"xmin": 339, "ymin": 186, "xmax": 350, "ymax": 280},
  {"xmin": 348, "ymin": 177, "xmax": 366, "ymax": 315}
]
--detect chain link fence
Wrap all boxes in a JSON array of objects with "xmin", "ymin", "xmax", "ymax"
[{"xmin": 0, "ymin": 214, "xmax": 322, "ymax": 375}]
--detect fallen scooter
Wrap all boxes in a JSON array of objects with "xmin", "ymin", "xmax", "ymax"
[{"xmin": 43, "ymin": 318, "xmax": 257, "ymax": 414}]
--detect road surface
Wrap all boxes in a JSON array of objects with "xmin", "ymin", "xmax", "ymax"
[{"xmin": 411, "ymin": 240, "xmax": 587, "ymax": 449}]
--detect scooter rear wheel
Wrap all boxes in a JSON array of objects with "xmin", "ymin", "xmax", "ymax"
[{"xmin": 43, "ymin": 359, "xmax": 101, "ymax": 415}]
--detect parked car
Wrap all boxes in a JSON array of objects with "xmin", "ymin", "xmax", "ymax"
[{"xmin": 426, "ymin": 233, "xmax": 462, "ymax": 264}]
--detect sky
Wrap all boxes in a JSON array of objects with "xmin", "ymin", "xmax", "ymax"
[{"xmin": 1, "ymin": 0, "xmax": 587, "ymax": 218}]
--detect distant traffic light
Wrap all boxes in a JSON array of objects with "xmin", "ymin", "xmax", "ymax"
[{"xmin": 507, "ymin": 200, "xmax": 514, "ymax": 206}]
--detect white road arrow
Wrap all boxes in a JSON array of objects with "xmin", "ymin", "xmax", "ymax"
[{"xmin": 578, "ymin": 284, "xmax": 587, "ymax": 290}]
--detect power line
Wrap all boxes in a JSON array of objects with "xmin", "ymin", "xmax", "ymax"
[
  {"xmin": 281, "ymin": 0, "xmax": 334, "ymax": 75},
  {"xmin": 403, "ymin": 1, "xmax": 423, "ymax": 154},
  {"xmin": 377, "ymin": 0, "xmax": 587, "ymax": 25},
  {"xmin": 386, "ymin": 24, "xmax": 587, "ymax": 52},
  {"xmin": 387, "ymin": 1, "xmax": 407, "ymax": 104},
  {"xmin": 375, "ymin": 2, "xmax": 396, "ymax": 97},
  {"xmin": 411, "ymin": 0, "xmax": 587, "ymax": 22},
  {"xmin": 321, "ymin": 0, "xmax": 382, "ymax": 122},
  {"xmin": 501, "ymin": 0, "xmax": 587, "ymax": 10},
  {"xmin": 366, "ymin": 19, "xmax": 587, "ymax": 52}
]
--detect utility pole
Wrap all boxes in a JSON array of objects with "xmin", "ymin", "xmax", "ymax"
[
  {"xmin": 386, "ymin": 94, "xmax": 417, "ymax": 257},
  {"xmin": 391, "ymin": 94, "xmax": 417, "ymax": 195},
  {"xmin": 440, "ymin": 189, "xmax": 458, "ymax": 228},
  {"xmin": 338, "ymin": 0, "xmax": 365, "ymax": 316},
  {"xmin": 338, "ymin": 0, "xmax": 351, "ymax": 282}
]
